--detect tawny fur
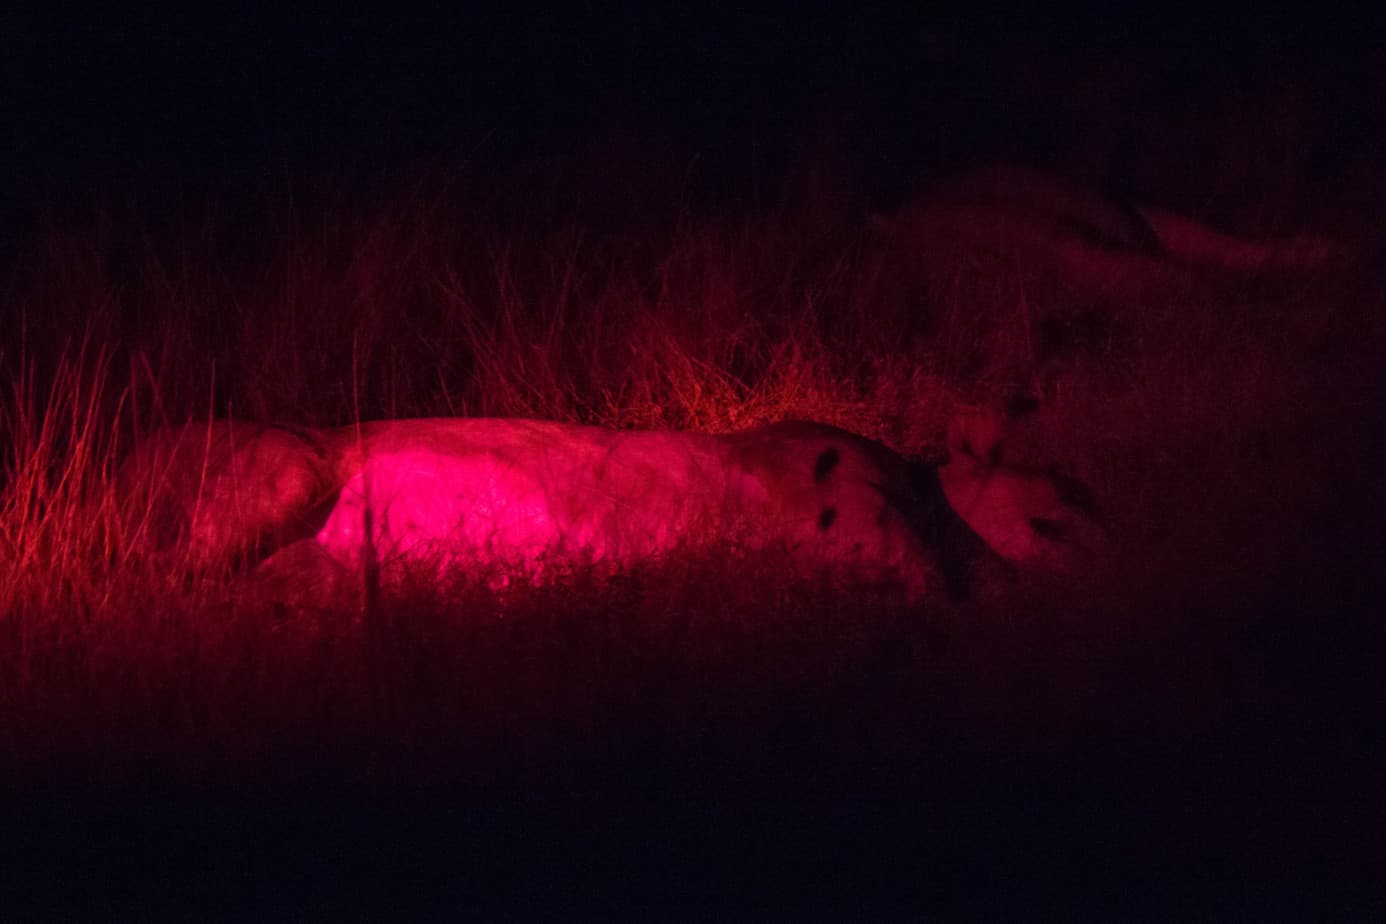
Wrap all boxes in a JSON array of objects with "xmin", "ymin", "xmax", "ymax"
[
  {"xmin": 882, "ymin": 165, "xmax": 1344, "ymax": 305},
  {"xmin": 123, "ymin": 416, "xmax": 1100, "ymax": 604}
]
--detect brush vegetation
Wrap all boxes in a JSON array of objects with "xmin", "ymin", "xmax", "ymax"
[{"xmin": 0, "ymin": 165, "xmax": 1381, "ymax": 911}]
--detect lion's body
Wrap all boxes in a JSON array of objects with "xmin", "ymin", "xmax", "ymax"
[
  {"xmin": 124, "ymin": 416, "xmax": 1097, "ymax": 603},
  {"xmin": 888, "ymin": 165, "xmax": 1343, "ymax": 306},
  {"xmin": 120, "ymin": 420, "xmax": 335, "ymax": 568}
]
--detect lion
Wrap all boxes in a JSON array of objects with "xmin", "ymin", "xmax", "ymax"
[
  {"xmin": 887, "ymin": 165, "xmax": 1341, "ymax": 288},
  {"xmin": 868, "ymin": 165, "xmax": 1347, "ymax": 387},
  {"xmin": 122, "ymin": 416, "xmax": 1101, "ymax": 605},
  {"xmin": 877, "ymin": 165, "xmax": 1344, "ymax": 308},
  {"xmin": 118, "ymin": 419, "xmax": 336, "ymax": 570}
]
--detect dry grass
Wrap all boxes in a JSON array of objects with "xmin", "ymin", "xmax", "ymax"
[{"xmin": 0, "ymin": 168, "xmax": 1381, "ymax": 913}]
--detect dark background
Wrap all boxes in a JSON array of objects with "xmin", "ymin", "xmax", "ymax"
[{"xmin": 3, "ymin": 6, "xmax": 1376, "ymax": 204}]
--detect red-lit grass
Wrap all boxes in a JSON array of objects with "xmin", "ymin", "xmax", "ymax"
[
  {"xmin": 0, "ymin": 174, "xmax": 1380, "ymax": 912},
  {"xmin": 0, "ymin": 208, "xmax": 957, "ymax": 789}
]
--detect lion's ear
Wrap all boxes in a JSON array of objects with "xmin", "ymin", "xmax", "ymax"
[{"xmin": 946, "ymin": 411, "xmax": 1007, "ymax": 467}]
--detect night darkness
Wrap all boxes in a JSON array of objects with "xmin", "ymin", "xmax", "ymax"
[
  {"xmin": 2, "ymin": 5, "xmax": 1384, "ymax": 918},
  {"xmin": 7, "ymin": 8, "xmax": 1375, "ymax": 195}
]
